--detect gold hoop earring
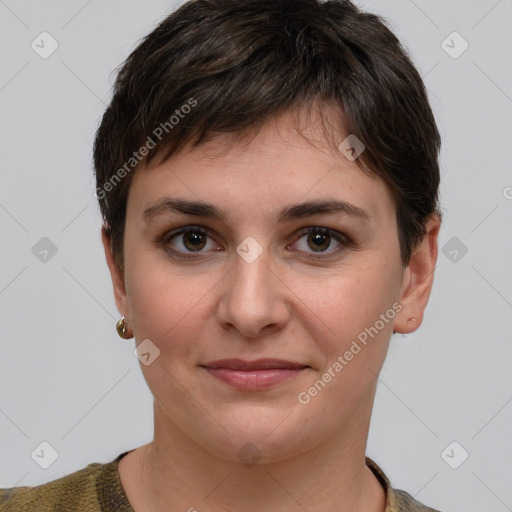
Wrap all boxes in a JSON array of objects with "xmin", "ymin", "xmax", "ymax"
[{"xmin": 116, "ymin": 316, "xmax": 132, "ymax": 339}]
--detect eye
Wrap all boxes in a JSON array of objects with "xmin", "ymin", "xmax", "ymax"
[
  {"xmin": 159, "ymin": 225, "xmax": 352, "ymax": 260},
  {"xmin": 290, "ymin": 227, "xmax": 350, "ymax": 259},
  {"xmin": 163, "ymin": 226, "xmax": 221, "ymax": 258}
]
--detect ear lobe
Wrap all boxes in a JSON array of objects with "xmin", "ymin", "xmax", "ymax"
[
  {"xmin": 393, "ymin": 215, "xmax": 441, "ymax": 334},
  {"xmin": 101, "ymin": 226, "xmax": 129, "ymax": 318}
]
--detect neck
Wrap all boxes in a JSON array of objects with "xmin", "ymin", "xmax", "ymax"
[{"xmin": 119, "ymin": 400, "xmax": 386, "ymax": 512}]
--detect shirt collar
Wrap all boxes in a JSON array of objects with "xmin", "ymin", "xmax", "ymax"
[{"xmin": 104, "ymin": 452, "xmax": 399, "ymax": 512}]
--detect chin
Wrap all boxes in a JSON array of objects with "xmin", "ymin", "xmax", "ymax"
[{"xmin": 194, "ymin": 406, "xmax": 315, "ymax": 464}]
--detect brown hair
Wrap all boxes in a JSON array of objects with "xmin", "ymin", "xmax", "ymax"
[{"xmin": 94, "ymin": 0, "xmax": 441, "ymax": 272}]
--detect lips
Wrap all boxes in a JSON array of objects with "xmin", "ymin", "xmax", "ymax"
[
  {"xmin": 200, "ymin": 359, "xmax": 309, "ymax": 390},
  {"xmin": 202, "ymin": 358, "xmax": 307, "ymax": 371}
]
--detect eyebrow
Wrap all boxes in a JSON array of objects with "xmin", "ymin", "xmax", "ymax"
[{"xmin": 142, "ymin": 198, "xmax": 371, "ymax": 224}]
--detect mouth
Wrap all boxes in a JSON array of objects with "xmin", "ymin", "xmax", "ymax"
[{"xmin": 200, "ymin": 359, "xmax": 309, "ymax": 391}]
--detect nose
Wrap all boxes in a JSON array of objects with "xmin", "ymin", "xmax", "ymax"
[{"xmin": 216, "ymin": 247, "xmax": 291, "ymax": 339}]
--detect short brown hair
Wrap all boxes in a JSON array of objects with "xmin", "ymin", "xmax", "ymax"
[{"xmin": 94, "ymin": 0, "xmax": 441, "ymax": 272}]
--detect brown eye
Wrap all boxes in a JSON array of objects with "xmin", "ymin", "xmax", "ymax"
[
  {"xmin": 181, "ymin": 230, "xmax": 207, "ymax": 251},
  {"xmin": 306, "ymin": 231, "xmax": 331, "ymax": 252},
  {"xmin": 291, "ymin": 227, "xmax": 350, "ymax": 259},
  {"xmin": 164, "ymin": 226, "xmax": 220, "ymax": 257}
]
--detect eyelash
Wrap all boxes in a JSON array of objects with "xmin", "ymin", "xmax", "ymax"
[{"xmin": 159, "ymin": 225, "xmax": 354, "ymax": 261}]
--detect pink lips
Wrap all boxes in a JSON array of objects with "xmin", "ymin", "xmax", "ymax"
[{"xmin": 201, "ymin": 358, "xmax": 308, "ymax": 391}]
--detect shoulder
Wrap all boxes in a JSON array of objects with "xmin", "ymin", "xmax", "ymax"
[
  {"xmin": 0, "ymin": 454, "xmax": 130, "ymax": 512},
  {"xmin": 0, "ymin": 463, "xmax": 104, "ymax": 512},
  {"xmin": 365, "ymin": 457, "xmax": 442, "ymax": 512},
  {"xmin": 391, "ymin": 489, "xmax": 442, "ymax": 512}
]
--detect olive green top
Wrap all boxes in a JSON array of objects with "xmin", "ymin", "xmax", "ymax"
[{"xmin": 0, "ymin": 452, "xmax": 441, "ymax": 511}]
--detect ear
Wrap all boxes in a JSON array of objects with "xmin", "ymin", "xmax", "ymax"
[
  {"xmin": 101, "ymin": 226, "xmax": 132, "ymax": 335},
  {"xmin": 393, "ymin": 215, "xmax": 441, "ymax": 334}
]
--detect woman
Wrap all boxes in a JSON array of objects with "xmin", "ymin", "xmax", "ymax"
[{"xmin": 1, "ymin": 0, "xmax": 443, "ymax": 510}]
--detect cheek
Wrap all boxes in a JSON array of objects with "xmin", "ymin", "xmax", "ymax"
[
  {"xmin": 125, "ymin": 254, "xmax": 218, "ymax": 359},
  {"xmin": 125, "ymin": 265, "xmax": 212, "ymax": 406},
  {"xmin": 312, "ymin": 261, "xmax": 401, "ymax": 342},
  {"xmin": 295, "ymin": 270, "xmax": 400, "ymax": 421}
]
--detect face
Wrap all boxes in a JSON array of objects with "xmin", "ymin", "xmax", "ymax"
[{"xmin": 105, "ymin": 109, "xmax": 436, "ymax": 463}]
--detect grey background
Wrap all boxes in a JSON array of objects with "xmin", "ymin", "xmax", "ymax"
[{"xmin": 1, "ymin": 1, "xmax": 511, "ymax": 511}]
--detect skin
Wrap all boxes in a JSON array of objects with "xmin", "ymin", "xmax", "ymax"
[{"xmin": 102, "ymin": 107, "xmax": 440, "ymax": 512}]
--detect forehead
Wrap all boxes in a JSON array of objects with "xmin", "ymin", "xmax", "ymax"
[{"xmin": 126, "ymin": 110, "xmax": 396, "ymax": 226}]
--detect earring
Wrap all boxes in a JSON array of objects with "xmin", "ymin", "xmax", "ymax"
[{"xmin": 116, "ymin": 316, "xmax": 132, "ymax": 339}]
